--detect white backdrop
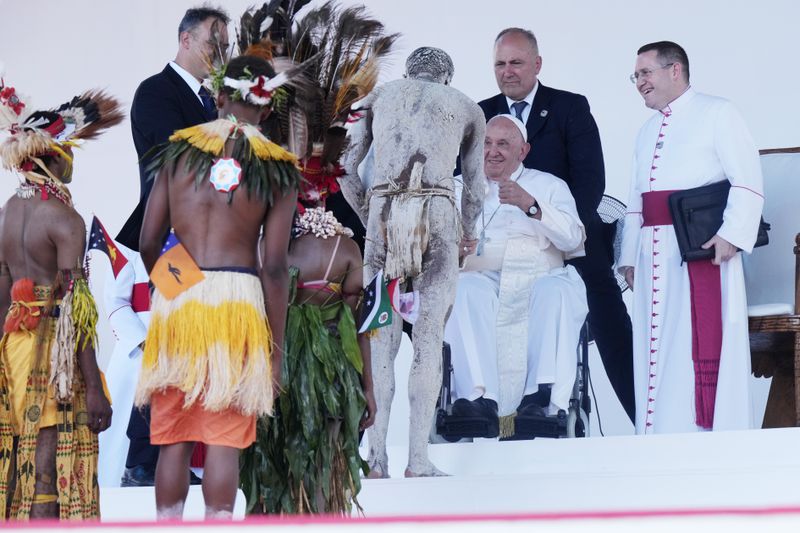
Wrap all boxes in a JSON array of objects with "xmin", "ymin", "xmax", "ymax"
[{"xmin": 0, "ymin": 0, "xmax": 795, "ymax": 437}]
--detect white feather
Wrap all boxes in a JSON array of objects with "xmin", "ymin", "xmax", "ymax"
[
  {"xmin": 223, "ymin": 77, "xmax": 255, "ymax": 91},
  {"xmin": 259, "ymin": 16, "xmax": 273, "ymax": 36},
  {"xmin": 263, "ymin": 71, "xmax": 289, "ymax": 92}
]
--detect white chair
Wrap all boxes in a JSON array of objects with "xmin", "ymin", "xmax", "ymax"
[{"xmin": 744, "ymin": 147, "xmax": 800, "ymax": 427}]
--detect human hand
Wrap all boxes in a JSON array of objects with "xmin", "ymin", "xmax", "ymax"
[
  {"xmin": 619, "ymin": 266, "xmax": 634, "ymax": 290},
  {"xmin": 360, "ymin": 387, "xmax": 376, "ymax": 431},
  {"xmin": 459, "ymin": 237, "xmax": 478, "ymax": 260},
  {"xmin": 701, "ymin": 234, "xmax": 737, "ymax": 265},
  {"xmin": 497, "ymin": 180, "xmax": 534, "ymax": 211},
  {"xmin": 86, "ymin": 386, "xmax": 112, "ymax": 433}
]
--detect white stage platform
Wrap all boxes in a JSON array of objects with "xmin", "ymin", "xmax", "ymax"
[
  {"xmin": 358, "ymin": 427, "xmax": 800, "ymax": 515},
  {"xmin": 10, "ymin": 510, "xmax": 800, "ymax": 533},
  {"xmin": 97, "ymin": 427, "xmax": 800, "ymax": 522}
]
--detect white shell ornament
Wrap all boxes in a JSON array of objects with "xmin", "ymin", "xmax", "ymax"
[{"xmin": 209, "ymin": 157, "xmax": 242, "ymax": 193}]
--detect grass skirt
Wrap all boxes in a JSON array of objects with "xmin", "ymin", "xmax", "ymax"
[
  {"xmin": 135, "ymin": 271, "xmax": 273, "ymax": 417},
  {"xmin": 240, "ymin": 269, "xmax": 366, "ymax": 514}
]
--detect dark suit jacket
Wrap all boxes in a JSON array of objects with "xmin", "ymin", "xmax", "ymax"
[
  {"xmin": 478, "ymin": 83, "xmax": 605, "ymax": 228},
  {"xmin": 117, "ymin": 64, "xmax": 216, "ymax": 249},
  {"xmin": 479, "ymin": 83, "xmax": 611, "ymax": 273}
]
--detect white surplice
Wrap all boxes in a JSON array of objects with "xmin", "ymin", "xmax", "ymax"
[
  {"xmin": 619, "ymin": 88, "xmax": 764, "ymax": 435},
  {"xmin": 445, "ymin": 166, "xmax": 588, "ymax": 416},
  {"xmin": 96, "ymin": 243, "xmax": 151, "ymax": 486}
]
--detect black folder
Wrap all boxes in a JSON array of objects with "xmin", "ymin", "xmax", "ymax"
[{"xmin": 668, "ymin": 180, "xmax": 769, "ymax": 262}]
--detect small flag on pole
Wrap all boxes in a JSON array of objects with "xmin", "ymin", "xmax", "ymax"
[
  {"xmin": 358, "ymin": 269, "xmax": 393, "ymax": 333},
  {"xmin": 150, "ymin": 232, "xmax": 204, "ymax": 300},
  {"xmin": 87, "ymin": 216, "xmax": 129, "ymax": 278}
]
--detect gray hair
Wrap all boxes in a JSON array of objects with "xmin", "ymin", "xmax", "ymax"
[
  {"xmin": 405, "ymin": 47, "xmax": 454, "ymax": 85},
  {"xmin": 178, "ymin": 4, "xmax": 229, "ymax": 39},
  {"xmin": 495, "ymin": 28, "xmax": 539, "ymax": 55}
]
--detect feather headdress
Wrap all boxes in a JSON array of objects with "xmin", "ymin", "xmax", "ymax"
[
  {"xmin": 203, "ymin": 3, "xmax": 317, "ymax": 111},
  {"xmin": 235, "ymin": 1, "xmax": 398, "ymax": 207},
  {"xmin": 0, "ymin": 73, "xmax": 123, "ymax": 173}
]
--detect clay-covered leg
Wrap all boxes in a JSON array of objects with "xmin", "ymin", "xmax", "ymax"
[
  {"xmin": 405, "ymin": 206, "xmax": 459, "ymax": 477},
  {"xmin": 363, "ymin": 197, "xmax": 400, "ymax": 479},
  {"xmin": 365, "ymin": 317, "xmax": 403, "ymax": 478}
]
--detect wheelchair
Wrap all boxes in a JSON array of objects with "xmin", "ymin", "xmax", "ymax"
[
  {"xmin": 433, "ymin": 194, "xmax": 629, "ymax": 442},
  {"xmin": 435, "ymin": 323, "xmax": 591, "ymax": 441}
]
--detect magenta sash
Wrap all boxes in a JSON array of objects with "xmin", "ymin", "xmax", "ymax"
[{"xmin": 642, "ymin": 190, "xmax": 721, "ymax": 429}]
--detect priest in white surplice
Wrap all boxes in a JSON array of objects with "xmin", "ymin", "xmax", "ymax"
[
  {"xmin": 619, "ymin": 41, "xmax": 764, "ymax": 434},
  {"xmin": 445, "ymin": 114, "xmax": 588, "ymax": 428}
]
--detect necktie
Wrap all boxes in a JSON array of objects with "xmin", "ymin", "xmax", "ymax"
[
  {"xmin": 198, "ymin": 86, "xmax": 216, "ymax": 120},
  {"xmin": 510, "ymin": 101, "xmax": 528, "ymax": 122}
]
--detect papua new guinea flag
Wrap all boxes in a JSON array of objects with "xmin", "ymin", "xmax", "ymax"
[{"xmin": 87, "ymin": 216, "xmax": 129, "ymax": 277}]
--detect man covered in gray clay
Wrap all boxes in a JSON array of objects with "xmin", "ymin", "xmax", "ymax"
[{"xmin": 341, "ymin": 47, "xmax": 485, "ymax": 477}]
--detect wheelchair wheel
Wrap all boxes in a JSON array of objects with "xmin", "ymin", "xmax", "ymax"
[{"xmin": 566, "ymin": 407, "xmax": 589, "ymax": 438}]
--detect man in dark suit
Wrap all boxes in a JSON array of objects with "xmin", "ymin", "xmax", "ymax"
[
  {"xmin": 478, "ymin": 28, "xmax": 635, "ymax": 424},
  {"xmin": 117, "ymin": 7, "xmax": 228, "ymax": 250},
  {"xmin": 116, "ymin": 5, "xmax": 230, "ymax": 486}
]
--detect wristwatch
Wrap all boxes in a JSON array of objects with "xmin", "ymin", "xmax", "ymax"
[{"xmin": 526, "ymin": 201, "xmax": 539, "ymax": 218}]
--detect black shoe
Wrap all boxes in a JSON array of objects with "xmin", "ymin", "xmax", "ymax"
[
  {"xmin": 451, "ymin": 397, "xmax": 498, "ymax": 419},
  {"xmin": 517, "ymin": 402, "xmax": 546, "ymax": 418},
  {"xmin": 519, "ymin": 387, "xmax": 550, "ymax": 412},
  {"xmin": 121, "ymin": 465, "xmax": 155, "ymax": 487},
  {"xmin": 189, "ymin": 470, "xmax": 202, "ymax": 485}
]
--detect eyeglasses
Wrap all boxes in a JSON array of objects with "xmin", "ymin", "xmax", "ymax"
[{"xmin": 629, "ymin": 63, "xmax": 674, "ymax": 84}]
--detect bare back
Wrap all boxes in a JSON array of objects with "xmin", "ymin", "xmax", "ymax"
[
  {"xmin": 0, "ymin": 195, "xmax": 86, "ymax": 285},
  {"xmin": 369, "ymin": 79, "xmax": 484, "ymax": 189},
  {"xmin": 289, "ymin": 234, "xmax": 363, "ymax": 309},
  {"xmin": 167, "ymin": 142, "xmax": 269, "ymax": 269}
]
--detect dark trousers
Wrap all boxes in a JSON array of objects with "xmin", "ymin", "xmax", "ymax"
[
  {"xmin": 125, "ymin": 405, "xmax": 159, "ymax": 469},
  {"xmin": 568, "ymin": 219, "xmax": 636, "ymax": 424}
]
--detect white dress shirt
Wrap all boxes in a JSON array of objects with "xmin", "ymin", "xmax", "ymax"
[
  {"xmin": 169, "ymin": 61, "xmax": 204, "ymax": 105},
  {"xmin": 504, "ymin": 81, "xmax": 539, "ymax": 124}
]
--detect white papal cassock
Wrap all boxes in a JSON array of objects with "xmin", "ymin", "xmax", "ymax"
[
  {"xmin": 619, "ymin": 88, "xmax": 764, "ymax": 435},
  {"xmin": 96, "ymin": 243, "xmax": 151, "ymax": 486},
  {"xmin": 445, "ymin": 166, "xmax": 588, "ymax": 416}
]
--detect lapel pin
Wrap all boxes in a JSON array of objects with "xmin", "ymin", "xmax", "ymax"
[{"xmin": 540, "ymin": 109, "xmax": 548, "ymax": 117}]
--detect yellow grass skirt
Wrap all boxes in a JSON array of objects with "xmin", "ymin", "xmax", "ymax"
[{"xmin": 135, "ymin": 270, "xmax": 274, "ymax": 416}]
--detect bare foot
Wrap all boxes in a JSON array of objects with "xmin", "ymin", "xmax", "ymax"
[
  {"xmin": 366, "ymin": 453, "xmax": 390, "ymax": 479},
  {"xmin": 404, "ymin": 464, "xmax": 449, "ymax": 478},
  {"xmin": 365, "ymin": 467, "xmax": 390, "ymax": 479}
]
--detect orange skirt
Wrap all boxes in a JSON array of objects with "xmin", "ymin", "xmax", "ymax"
[{"xmin": 149, "ymin": 387, "xmax": 255, "ymax": 449}]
